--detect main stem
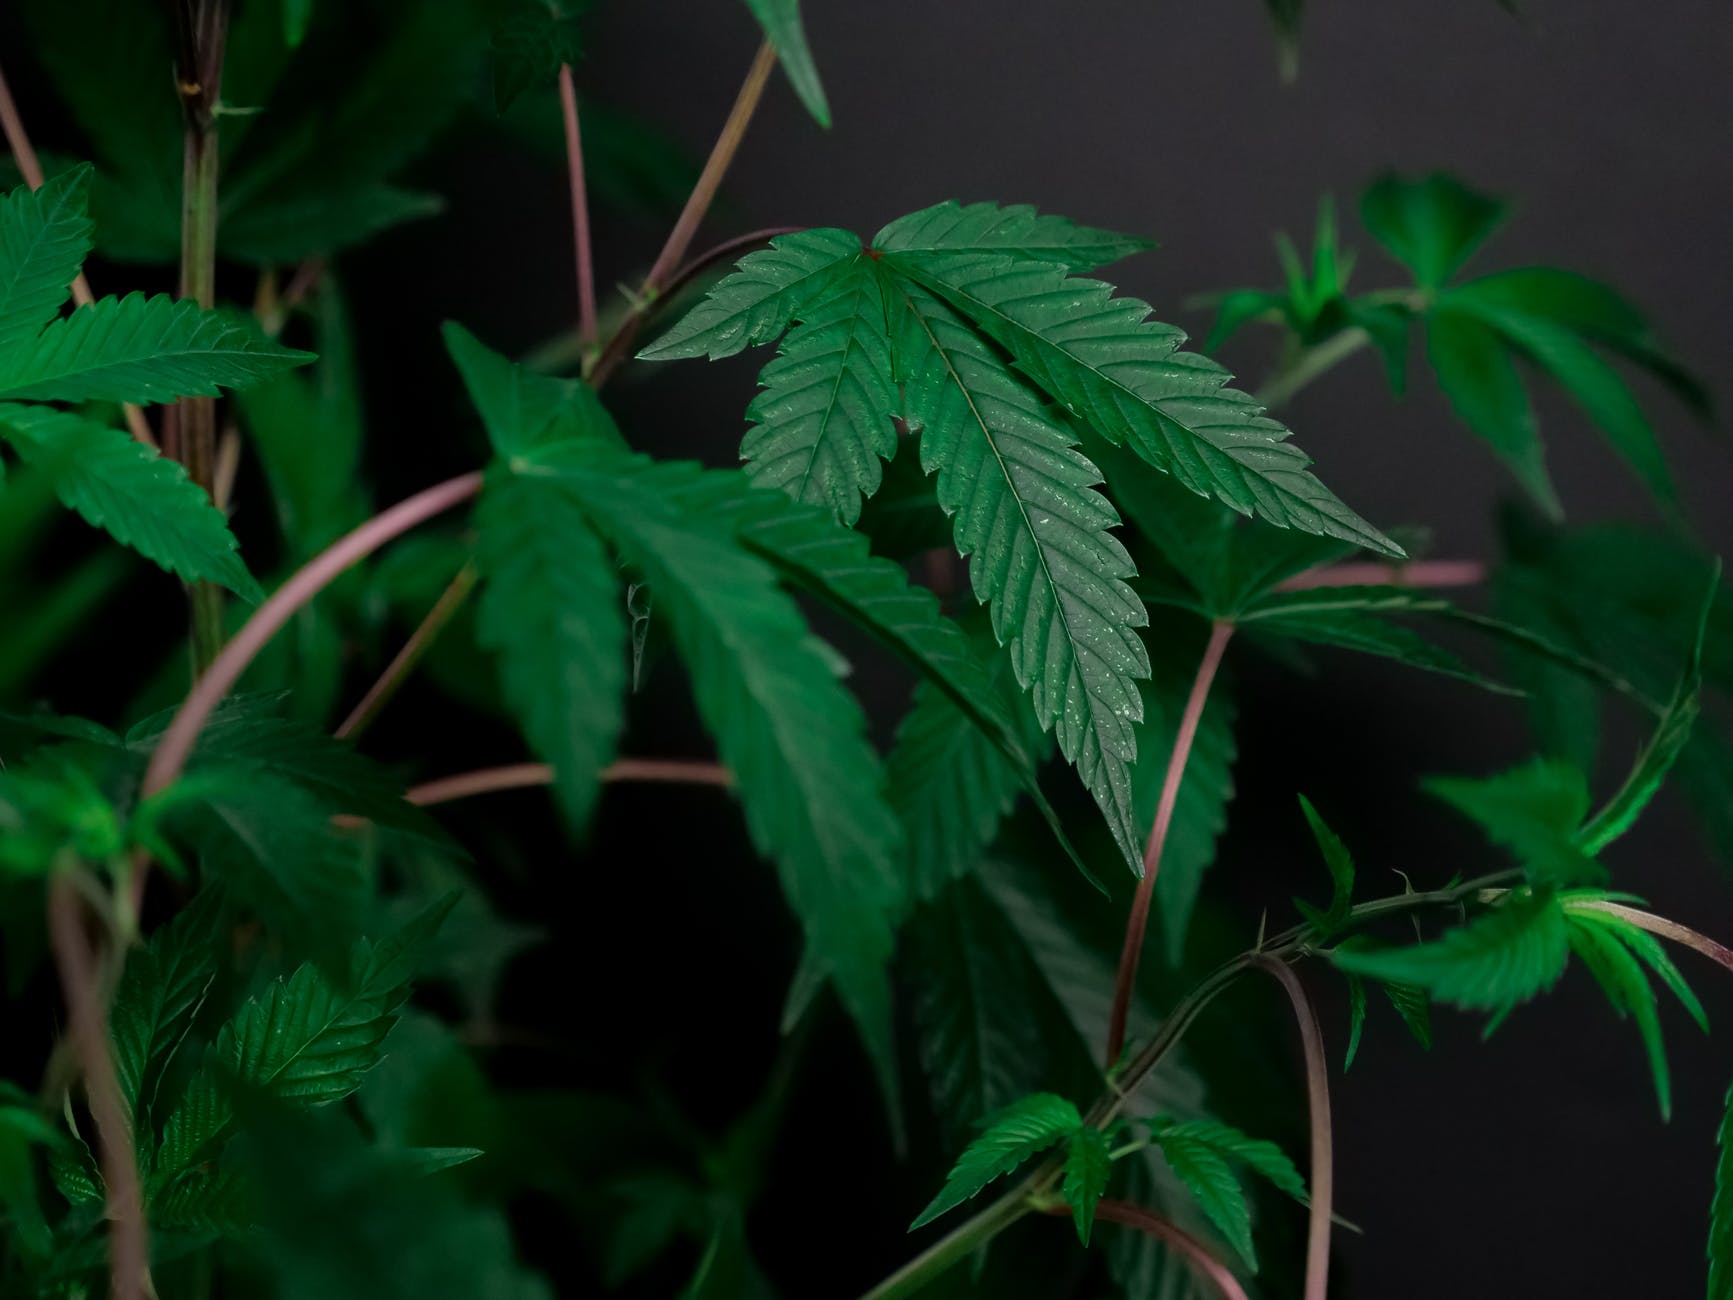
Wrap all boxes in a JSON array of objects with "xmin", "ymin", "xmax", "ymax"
[
  {"xmin": 1105, "ymin": 619, "xmax": 1235, "ymax": 1064},
  {"xmin": 1254, "ymin": 327, "xmax": 1371, "ymax": 410},
  {"xmin": 174, "ymin": 0, "xmax": 232, "ymax": 676}
]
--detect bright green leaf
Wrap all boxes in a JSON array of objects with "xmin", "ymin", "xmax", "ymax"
[
  {"xmin": 873, "ymin": 201, "xmax": 1152, "ymax": 271},
  {"xmin": 910, "ymin": 1092, "xmax": 1082, "ymax": 1230},
  {"xmin": 1062, "ymin": 1127, "xmax": 1112, "ymax": 1246}
]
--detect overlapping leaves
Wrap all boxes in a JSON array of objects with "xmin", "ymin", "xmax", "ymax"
[{"xmin": 641, "ymin": 202, "xmax": 1396, "ymax": 876}]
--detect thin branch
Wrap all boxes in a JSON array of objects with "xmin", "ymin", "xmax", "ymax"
[
  {"xmin": 1277, "ymin": 559, "xmax": 1487, "ymax": 592},
  {"xmin": 1106, "ymin": 618, "xmax": 1235, "ymax": 1064},
  {"xmin": 0, "ymin": 57, "xmax": 158, "ymax": 450},
  {"xmin": 136, "ymin": 472, "xmax": 485, "ymax": 908},
  {"xmin": 643, "ymin": 40, "xmax": 778, "ymax": 296},
  {"xmin": 1041, "ymin": 1201, "xmax": 1249, "ymax": 1300},
  {"xmin": 587, "ymin": 224, "xmax": 801, "ymax": 386},
  {"xmin": 47, "ymin": 878, "xmax": 147, "ymax": 1300},
  {"xmin": 557, "ymin": 65, "xmax": 598, "ymax": 349},
  {"xmin": 1254, "ymin": 326, "xmax": 1371, "ymax": 410},
  {"xmin": 404, "ymin": 758, "xmax": 732, "ymax": 808},
  {"xmin": 1254, "ymin": 956, "xmax": 1333, "ymax": 1300},
  {"xmin": 335, "ymin": 564, "xmax": 479, "ymax": 741},
  {"xmin": 1571, "ymin": 900, "xmax": 1733, "ymax": 974}
]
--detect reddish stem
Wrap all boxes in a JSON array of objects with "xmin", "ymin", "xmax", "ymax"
[
  {"xmin": 1572, "ymin": 900, "xmax": 1733, "ymax": 974},
  {"xmin": 1105, "ymin": 619, "xmax": 1235, "ymax": 1064},
  {"xmin": 335, "ymin": 564, "xmax": 478, "ymax": 741},
  {"xmin": 48, "ymin": 879, "xmax": 148, "ymax": 1300},
  {"xmin": 1277, "ymin": 559, "xmax": 1486, "ymax": 592},
  {"xmin": 136, "ymin": 472, "xmax": 484, "ymax": 905},
  {"xmin": 642, "ymin": 40, "xmax": 778, "ymax": 295},
  {"xmin": 405, "ymin": 758, "xmax": 731, "ymax": 808},
  {"xmin": 1042, "ymin": 1201, "xmax": 1248, "ymax": 1300},
  {"xmin": 1254, "ymin": 956, "xmax": 1333, "ymax": 1300},
  {"xmin": 557, "ymin": 64, "xmax": 597, "ymax": 349}
]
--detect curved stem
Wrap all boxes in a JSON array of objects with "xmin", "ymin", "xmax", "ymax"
[
  {"xmin": 1571, "ymin": 900, "xmax": 1733, "ymax": 974},
  {"xmin": 136, "ymin": 472, "xmax": 484, "ymax": 906},
  {"xmin": 404, "ymin": 758, "xmax": 730, "ymax": 808},
  {"xmin": 48, "ymin": 877, "xmax": 147, "ymax": 1300},
  {"xmin": 856, "ymin": 1179, "xmax": 1035, "ymax": 1300},
  {"xmin": 1106, "ymin": 619, "xmax": 1235, "ymax": 1064},
  {"xmin": 1277, "ymin": 559, "xmax": 1487, "ymax": 593},
  {"xmin": 557, "ymin": 64, "xmax": 597, "ymax": 349},
  {"xmin": 1254, "ymin": 956, "xmax": 1332, "ymax": 1300},
  {"xmin": 1043, "ymin": 1201, "xmax": 1249, "ymax": 1300},
  {"xmin": 1254, "ymin": 327, "xmax": 1371, "ymax": 410},
  {"xmin": 336, "ymin": 564, "xmax": 478, "ymax": 741},
  {"xmin": 586, "ymin": 225, "xmax": 802, "ymax": 385}
]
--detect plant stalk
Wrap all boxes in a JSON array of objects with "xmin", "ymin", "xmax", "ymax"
[
  {"xmin": 1277, "ymin": 559, "xmax": 1487, "ymax": 592},
  {"xmin": 556, "ymin": 65, "xmax": 598, "ymax": 350},
  {"xmin": 1254, "ymin": 956, "xmax": 1333, "ymax": 1300},
  {"xmin": 47, "ymin": 876, "xmax": 147, "ymax": 1300},
  {"xmin": 172, "ymin": 0, "xmax": 233, "ymax": 676},
  {"xmin": 336, "ymin": 564, "xmax": 479, "ymax": 740},
  {"xmin": 404, "ymin": 758, "xmax": 731, "ymax": 807},
  {"xmin": 1105, "ymin": 618, "xmax": 1235, "ymax": 1064},
  {"xmin": 1040, "ymin": 1201, "xmax": 1249, "ymax": 1300},
  {"xmin": 1254, "ymin": 326, "xmax": 1371, "ymax": 410}
]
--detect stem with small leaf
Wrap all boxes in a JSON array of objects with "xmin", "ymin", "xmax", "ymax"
[
  {"xmin": 1105, "ymin": 618, "xmax": 1235, "ymax": 1065},
  {"xmin": 335, "ymin": 564, "xmax": 479, "ymax": 741}
]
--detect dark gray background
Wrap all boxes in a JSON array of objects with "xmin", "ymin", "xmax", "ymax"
[{"xmin": 571, "ymin": 2, "xmax": 1733, "ymax": 1294}]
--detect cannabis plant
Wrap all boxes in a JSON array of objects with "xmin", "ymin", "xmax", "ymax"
[{"xmin": 0, "ymin": 1, "xmax": 1728, "ymax": 1297}]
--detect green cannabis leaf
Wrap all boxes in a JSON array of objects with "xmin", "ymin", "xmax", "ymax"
[
  {"xmin": 1061, "ymin": 1126, "xmax": 1112, "ymax": 1246},
  {"xmin": 0, "ymin": 164, "xmax": 93, "ymax": 352},
  {"xmin": 1148, "ymin": 1116, "xmax": 1308, "ymax": 1271},
  {"xmin": 1426, "ymin": 759, "xmax": 1603, "ymax": 889},
  {"xmin": 1295, "ymin": 792, "xmax": 1354, "ymax": 935},
  {"xmin": 911, "ymin": 1092, "xmax": 1083, "ymax": 1230},
  {"xmin": 740, "ymin": 0, "xmax": 831, "ymax": 127}
]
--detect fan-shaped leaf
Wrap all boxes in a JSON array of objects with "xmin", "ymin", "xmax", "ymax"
[
  {"xmin": 1154, "ymin": 1127, "xmax": 1256, "ymax": 1269},
  {"xmin": 1360, "ymin": 172, "xmax": 1508, "ymax": 291},
  {"xmin": 1428, "ymin": 302, "xmax": 1556, "ymax": 516},
  {"xmin": 1426, "ymin": 758, "xmax": 1600, "ymax": 888},
  {"xmin": 0, "ymin": 292, "xmax": 312, "ymax": 404},
  {"xmin": 110, "ymin": 889, "xmax": 222, "ymax": 1121},
  {"xmin": 0, "ymin": 402, "xmax": 262, "ymax": 599}
]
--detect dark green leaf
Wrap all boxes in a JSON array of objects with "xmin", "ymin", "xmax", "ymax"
[
  {"xmin": 490, "ymin": 0, "xmax": 579, "ymax": 113},
  {"xmin": 0, "ymin": 403, "xmax": 263, "ymax": 600},
  {"xmin": 473, "ymin": 471, "xmax": 627, "ymax": 830},
  {"xmin": 637, "ymin": 228, "xmax": 862, "ymax": 360},
  {"xmin": 1427, "ymin": 304, "xmax": 1557, "ymax": 516},
  {"xmin": 1383, "ymin": 980, "xmax": 1432, "ymax": 1050},
  {"xmin": 882, "ymin": 247, "xmax": 1403, "ymax": 557},
  {"xmin": 910, "ymin": 1092, "xmax": 1082, "ymax": 1230},
  {"xmin": 741, "ymin": 264, "xmax": 897, "ymax": 523},
  {"xmin": 1343, "ymin": 973, "xmax": 1366, "ymax": 1070},
  {"xmin": 1296, "ymin": 793, "xmax": 1354, "ymax": 934},
  {"xmin": 873, "ymin": 201, "xmax": 1152, "ymax": 271},
  {"xmin": 0, "ymin": 293, "xmax": 312, "ymax": 404},
  {"xmin": 1062, "ymin": 1127, "xmax": 1112, "ymax": 1246},
  {"xmin": 110, "ymin": 889, "xmax": 222, "ymax": 1122},
  {"xmin": 880, "ymin": 271, "xmax": 1149, "ymax": 873},
  {"xmin": 1712, "ymin": 1079, "xmax": 1733, "ymax": 1297},
  {"xmin": 0, "ymin": 165, "xmax": 94, "ymax": 352}
]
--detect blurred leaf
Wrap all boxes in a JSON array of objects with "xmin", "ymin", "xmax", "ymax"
[
  {"xmin": 1295, "ymin": 793, "xmax": 1354, "ymax": 935},
  {"xmin": 741, "ymin": 0, "xmax": 831, "ymax": 127},
  {"xmin": 1426, "ymin": 759, "xmax": 1602, "ymax": 888},
  {"xmin": 1360, "ymin": 172, "xmax": 1508, "ymax": 291},
  {"xmin": 490, "ymin": 0, "xmax": 579, "ymax": 113}
]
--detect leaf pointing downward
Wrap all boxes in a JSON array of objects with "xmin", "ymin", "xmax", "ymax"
[{"xmin": 881, "ymin": 271, "xmax": 1150, "ymax": 873}]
